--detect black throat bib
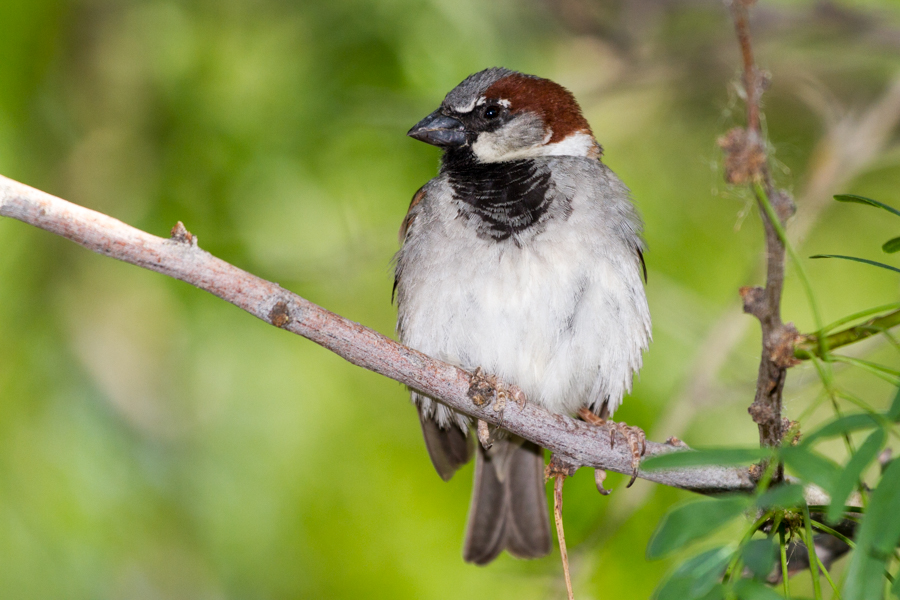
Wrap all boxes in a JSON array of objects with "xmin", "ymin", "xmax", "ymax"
[{"xmin": 441, "ymin": 149, "xmax": 557, "ymax": 243}]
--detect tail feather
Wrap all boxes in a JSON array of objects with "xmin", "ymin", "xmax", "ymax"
[
  {"xmin": 505, "ymin": 441, "xmax": 552, "ymax": 559},
  {"xmin": 463, "ymin": 437, "xmax": 551, "ymax": 565},
  {"xmin": 462, "ymin": 441, "xmax": 509, "ymax": 565}
]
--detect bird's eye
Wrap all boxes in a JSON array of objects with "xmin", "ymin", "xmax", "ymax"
[{"xmin": 483, "ymin": 105, "xmax": 500, "ymax": 119}]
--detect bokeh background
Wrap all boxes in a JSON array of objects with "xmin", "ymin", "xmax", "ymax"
[{"xmin": 2, "ymin": 0, "xmax": 900, "ymax": 598}]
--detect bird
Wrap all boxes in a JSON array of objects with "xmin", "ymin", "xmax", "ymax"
[{"xmin": 393, "ymin": 67, "xmax": 651, "ymax": 565}]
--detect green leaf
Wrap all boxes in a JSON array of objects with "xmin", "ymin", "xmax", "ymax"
[
  {"xmin": 642, "ymin": 448, "xmax": 773, "ymax": 471},
  {"xmin": 883, "ymin": 237, "xmax": 900, "ymax": 254},
  {"xmin": 810, "ymin": 254, "xmax": 900, "ymax": 274},
  {"xmin": 802, "ymin": 413, "xmax": 882, "ymax": 446},
  {"xmin": 741, "ymin": 538, "xmax": 776, "ymax": 580},
  {"xmin": 888, "ymin": 385, "xmax": 900, "ymax": 420},
  {"xmin": 780, "ymin": 446, "xmax": 841, "ymax": 490},
  {"xmin": 733, "ymin": 578, "xmax": 785, "ymax": 600},
  {"xmin": 834, "ymin": 194, "xmax": 900, "ymax": 218},
  {"xmin": 844, "ymin": 456, "xmax": 900, "ymax": 600},
  {"xmin": 757, "ymin": 483, "xmax": 805, "ymax": 510},
  {"xmin": 830, "ymin": 355, "xmax": 900, "ymax": 385},
  {"xmin": 827, "ymin": 427, "xmax": 887, "ymax": 523},
  {"xmin": 647, "ymin": 497, "xmax": 751, "ymax": 559},
  {"xmin": 818, "ymin": 301, "xmax": 900, "ymax": 334},
  {"xmin": 654, "ymin": 546, "xmax": 732, "ymax": 600}
]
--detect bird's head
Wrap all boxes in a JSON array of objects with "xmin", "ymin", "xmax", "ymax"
[{"xmin": 408, "ymin": 68, "xmax": 600, "ymax": 163}]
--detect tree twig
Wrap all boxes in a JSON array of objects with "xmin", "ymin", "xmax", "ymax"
[
  {"xmin": 547, "ymin": 456, "xmax": 578, "ymax": 600},
  {"xmin": 722, "ymin": 0, "xmax": 797, "ymax": 459}
]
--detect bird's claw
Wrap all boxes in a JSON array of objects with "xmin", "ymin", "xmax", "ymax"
[
  {"xmin": 608, "ymin": 421, "xmax": 646, "ymax": 487},
  {"xmin": 476, "ymin": 419, "xmax": 493, "ymax": 449},
  {"xmin": 576, "ymin": 408, "xmax": 645, "ymax": 489},
  {"xmin": 595, "ymin": 468, "xmax": 611, "ymax": 495}
]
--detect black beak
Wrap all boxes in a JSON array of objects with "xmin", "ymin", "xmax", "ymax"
[{"xmin": 407, "ymin": 111, "xmax": 466, "ymax": 147}]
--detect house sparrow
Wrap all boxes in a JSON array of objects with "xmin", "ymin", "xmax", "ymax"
[{"xmin": 394, "ymin": 68, "xmax": 651, "ymax": 565}]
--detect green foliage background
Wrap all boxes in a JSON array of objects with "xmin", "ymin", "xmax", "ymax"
[{"xmin": 1, "ymin": 0, "xmax": 899, "ymax": 597}]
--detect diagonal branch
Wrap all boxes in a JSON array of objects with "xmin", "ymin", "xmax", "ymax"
[{"xmin": 0, "ymin": 173, "xmax": 756, "ymax": 495}]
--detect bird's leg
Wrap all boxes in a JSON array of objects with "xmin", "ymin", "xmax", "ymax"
[
  {"xmin": 577, "ymin": 406, "xmax": 647, "ymax": 488},
  {"xmin": 577, "ymin": 406, "xmax": 606, "ymax": 426}
]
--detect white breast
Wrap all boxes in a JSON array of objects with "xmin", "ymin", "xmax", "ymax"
[{"xmin": 397, "ymin": 158, "xmax": 651, "ymax": 426}]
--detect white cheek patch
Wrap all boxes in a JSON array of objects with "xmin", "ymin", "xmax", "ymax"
[
  {"xmin": 541, "ymin": 132, "xmax": 597, "ymax": 157},
  {"xmin": 473, "ymin": 130, "xmax": 597, "ymax": 163}
]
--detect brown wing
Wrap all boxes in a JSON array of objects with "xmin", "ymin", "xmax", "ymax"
[
  {"xmin": 399, "ymin": 185, "xmax": 427, "ymax": 243},
  {"xmin": 393, "ymin": 185, "xmax": 428, "ymax": 304}
]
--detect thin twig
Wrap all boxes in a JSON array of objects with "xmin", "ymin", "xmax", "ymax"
[
  {"xmin": 731, "ymin": 0, "xmax": 760, "ymax": 133},
  {"xmin": 553, "ymin": 475, "xmax": 574, "ymax": 600},
  {"xmin": 725, "ymin": 0, "xmax": 795, "ymax": 460}
]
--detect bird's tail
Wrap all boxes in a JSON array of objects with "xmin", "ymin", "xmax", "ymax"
[{"xmin": 463, "ymin": 436, "xmax": 552, "ymax": 565}]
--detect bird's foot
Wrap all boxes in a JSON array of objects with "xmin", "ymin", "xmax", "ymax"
[
  {"xmin": 467, "ymin": 367, "xmax": 526, "ymax": 415},
  {"xmin": 576, "ymin": 408, "xmax": 612, "ymax": 493},
  {"xmin": 468, "ymin": 368, "xmax": 526, "ymax": 448},
  {"xmin": 610, "ymin": 421, "xmax": 646, "ymax": 488},
  {"xmin": 467, "ymin": 367, "xmax": 495, "ymax": 407},
  {"xmin": 577, "ymin": 407, "xmax": 646, "ymax": 488}
]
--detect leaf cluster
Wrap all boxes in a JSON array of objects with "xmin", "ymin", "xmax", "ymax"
[{"xmin": 643, "ymin": 387, "xmax": 900, "ymax": 599}]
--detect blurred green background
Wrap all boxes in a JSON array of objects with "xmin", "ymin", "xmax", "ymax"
[{"xmin": 1, "ymin": 0, "xmax": 900, "ymax": 598}]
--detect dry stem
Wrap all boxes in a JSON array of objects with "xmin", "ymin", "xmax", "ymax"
[
  {"xmin": 725, "ymin": 0, "xmax": 796, "ymax": 460},
  {"xmin": 554, "ymin": 475, "xmax": 574, "ymax": 600}
]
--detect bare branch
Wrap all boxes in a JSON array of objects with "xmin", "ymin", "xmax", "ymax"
[
  {"xmin": 0, "ymin": 173, "xmax": 757, "ymax": 494},
  {"xmin": 655, "ymin": 75, "xmax": 900, "ymax": 450},
  {"xmin": 724, "ymin": 0, "xmax": 796, "ymax": 456}
]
